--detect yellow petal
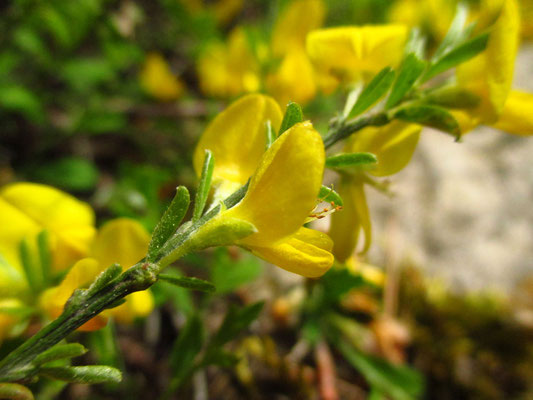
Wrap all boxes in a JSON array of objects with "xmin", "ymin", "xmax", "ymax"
[
  {"xmin": 306, "ymin": 25, "xmax": 408, "ymax": 82},
  {"xmin": 225, "ymin": 121, "xmax": 325, "ymax": 247},
  {"xmin": 193, "ymin": 94, "xmax": 283, "ymax": 189},
  {"xmin": 197, "ymin": 27, "xmax": 260, "ymax": 97},
  {"xmin": 110, "ymin": 290, "xmax": 154, "ymax": 324},
  {"xmin": 329, "ymin": 178, "xmax": 371, "ymax": 262},
  {"xmin": 91, "ymin": 218, "xmax": 150, "ymax": 269},
  {"xmin": 456, "ymin": 0, "xmax": 521, "ymax": 122},
  {"xmin": 347, "ymin": 121, "xmax": 421, "ymax": 177},
  {"xmin": 248, "ymin": 227, "xmax": 333, "ymax": 278},
  {"xmin": 0, "ymin": 254, "xmax": 25, "ymax": 297},
  {"xmin": 271, "ymin": 0, "xmax": 325, "ymax": 57},
  {"xmin": 0, "ymin": 183, "xmax": 95, "ymax": 272},
  {"xmin": 493, "ymin": 90, "xmax": 533, "ymax": 135},
  {"xmin": 140, "ymin": 52, "xmax": 184, "ymax": 101},
  {"xmin": 266, "ymin": 50, "xmax": 317, "ymax": 107}
]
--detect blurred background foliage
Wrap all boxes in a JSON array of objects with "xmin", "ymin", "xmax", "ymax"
[{"xmin": 1, "ymin": 0, "xmax": 533, "ymax": 399}]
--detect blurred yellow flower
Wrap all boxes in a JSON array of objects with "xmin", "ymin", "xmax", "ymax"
[
  {"xmin": 452, "ymin": 0, "xmax": 532, "ymax": 136},
  {"xmin": 329, "ymin": 121, "xmax": 420, "ymax": 262},
  {"xmin": 140, "ymin": 52, "xmax": 184, "ymax": 102},
  {"xmin": 193, "ymin": 94, "xmax": 283, "ymax": 198},
  {"xmin": 0, "ymin": 182, "xmax": 95, "ymax": 273},
  {"xmin": 197, "ymin": 27, "xmax": 260, "ymax": 98},
  {"xmin": 40, "ymin": 218, "xmax": 154, "ymax": 331},
  {"xmin": 306, "ymin": 25, "xmax": 408, "ymax": 92},
  {"xmin": 456, "ymin": 0, "xmax": 520, "ymax": 124}
]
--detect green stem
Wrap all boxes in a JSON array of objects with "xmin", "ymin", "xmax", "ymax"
[
  {"xmin": 0, "ymin": 263, "xmax": 158, "ymax": 382},
  {"xmin": 323, "ymin": 112, "xmax": 390, "ymax": 149}
]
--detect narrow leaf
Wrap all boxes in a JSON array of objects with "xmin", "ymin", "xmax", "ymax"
[
  {"xmin": 19, "ymin": 238, "xmax": 42, "ymax": 291},
  {"xmin": 33, "ymin": 343, "xmax": 87, "ymax": 366},
  {"xmin": 210, "ymin": 302, "xmax": 264, "ymax": 348},
  {"xmin": 386, "ymin": 53, "xmax": 426, "ymax": 109},
  {"xmin": 148, "ymin": 186, "xmax": 190, "ymax": 260},
  {"xmin": 265, "ymin": 120, "xmax": 276, "ymax": 149},
  {"xmin": 318, "ymin": 185, "xmax": 344, "ymax": 207},
  {"xmin": 278, "ymin": 101, "xmax": 303, "ymax": 135},
  {"xmin": 424, "ymin": 32, "xmax": 489, "ymax": 81},
  {"xmin": 170, "ymin": 314, "xmax": 204, "ymax": 387},
  {"xmin": 335, "ymin": 340, "xmax": 423, "ymax": 400},
  {"xmin": 87, "ymin": 263, "xmax": 122, "ymax": 295},
  {"xmin": 424, "ymin": 86, "xmax": 480, "ymax": 109},
  {"xmin": 432, "ymin": 3, "xmax": 469, "ymax": 60},
  {"xmin": 39, "ymin": 366, "xmax": 122, "ymax": 384},
  {"xmin": 350, "ymin": 67, "xmax": 395, "ymax": 117},
  {"xmin": 158, "ymin": 274, "xmax": 215, "ymax": 293},
  {"xmin": 404, "ymin": 28, "xmax": 426, "ymax": 59},
  {"xmin": 192, "ymin": 150, "xmax": 215, "ymax": 222},
  {"xmin": 36, "ymin": 231, "xmax": 51, "ymax": 285},
  {"xmin": 325, "ymin": 152, "xmax": 378, "ymax": 170},
  {"xmin": 0, "ymin": 383, "xmax": 34, "ymax": 400},
  {"xmin": 394, "ymin": 104, "xmax": 461, "ymax": 139}
]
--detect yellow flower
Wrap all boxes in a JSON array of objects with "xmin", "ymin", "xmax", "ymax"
[
  {"xmin": 329, "ymin": 121, "xmax": 421, "ymax": 262},
  {"xmin": 0, "ymin": 183, "xmax": 95, "ymax": 273},
  {"xmin": 193, "ymin": 94, "xmax": 283, "ymax": 198},
  {"xmin": 194, "ymin": 94, "xmax": 333, "ymax": 277},
  {"xmin": 388, "ymin": 0, "xmax": 455, "ymax": 40},
  {"xmin": 266, "ymin": 49, "xmax": 317, "ymax": 108},
  {"xmin": 197, "ymin": 27, "xmax": 260, "ymax": 98},
  {"xmin": 210, "ymin": 122, "xmax": 333, "ymax": 277},
  {"xmin": 456, "ymin": 0, "xmax": 520, "ymax": 124},
  {"xmin": 40, "ymin": 218, "xmax": 154, "ymax": 331},
  {"xmin": 452, "ymin": 0, "xmax": 533, "ymax": 136},
  {"xmin": 493, "ymin": 90, "xmax": 533, "ymax": 135},
  {"xmin": 140, "ymin": 52, "xmax": 185, "ymax": 102},
  {"xmin": 271, "ymin": 0, "xmax": 325, "ymax": 58},
  {"xmin": 306, "ymin": 25, "xmax": 408, "ymax": 92}
]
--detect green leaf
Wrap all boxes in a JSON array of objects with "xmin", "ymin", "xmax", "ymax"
[
  {"xmin": 279, "ymin": 101, "xmax": 303, "ymax": 135},
  {"xmin": 404, "ymin": 28, "xmax": 426, "ymax": 59},
  {"xmin": 325, "ymin": 152, "xmax": 378, "ymax": 171},
  {"xmin": 0, "ymin": 85, "xmax": 45, "ymax": 123},
  {"xmin": 39, "ymin": 366, "xmax": 122, "ymax": 384},
  {"xmin": 31, "ymin": 157, "xmax": 99, "ymax": 191},
  {"xmin": 424, "ymin": 86, "xmax": 480, "ymax": 109},
  {"xmin": 201, "ymin": 349, "xmax": 239, "ymax": 368},
  {"xmin": 37, "ymin": 231, "xmax": 52, "ymax": 286},
  {"xmin": 87, "ymin": 264, "xmax": 123, "ymax": 295},
  {"xmin": 170, "ymin": 314, "xmax": 204, "ymax": 386},
  {"xmin": 61, "ymin": 58, "xmax": 115, "ymax": 91},
  {"xmin": 33, "ymin": 343, "xmax": 87, "ymax": 366},
  {"xmin": 211, "ymin": 248, "xmax": 262, "ymax": 293},
  {"xmin": 210, "ymin": 302, "xmax": 264, "ymax": 348},
  {"xmin": 158, "ymin": 274, "xmax": 215, "ymax": 293},
  {"xmin": 19, "ymin": 238, "xmax": 42, "ymax": 292},
  {"xmin": 321, "ymin": 268, "xmax": 366, "ymax": 305},
  {"xmin": 192, "ymin": 150, "xmax": 214, "ymax": 222},
  {"xmin": 265, "ymin": 120, "xmax": 276, "ymax": 149},
  {"xmin": 318, "ymin": 185, "xmax": 343, "ymax": 207},
  {"xmin": 386, "ymin": 53, "xmax": 426, "ymax": 109},
  {"xmin": 424, "ymin": 32, "xmax": 489, "ymax": 81},
  {"xmin": 335, "ymin": 340, "xmax": 424, "ymax": 400},
  {"xmin": 148, "ymin": 186, "xmax": 190, "ymax": 260},
  {"xmin": 349, "ymin": 67, "xmax": 395, "ymax": 117},
  {"xmin": 394, "ymin": 104, "xmax": 461, "ymax": 139},
  {"xmin": 432, "ymin": 3, "xmax": 469, "ymax": 61},
  {"xmin": 0, "ymin": 383, "xmax": 34, "ymax": 400}
]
